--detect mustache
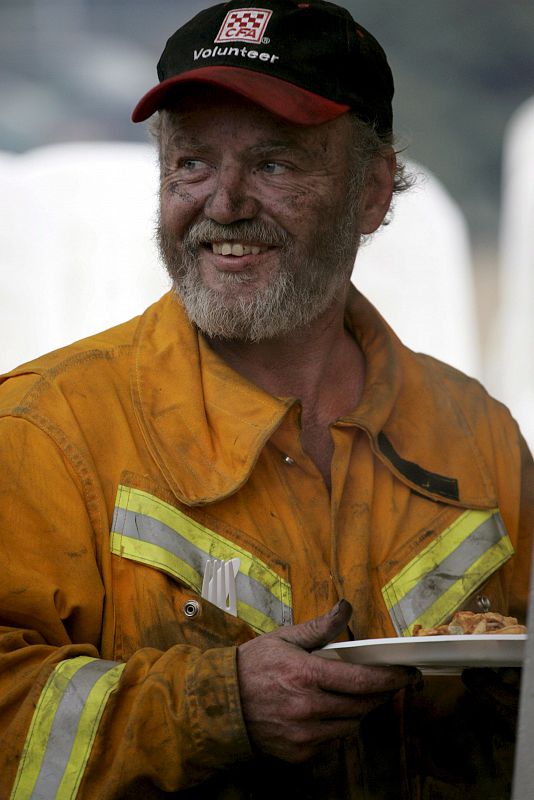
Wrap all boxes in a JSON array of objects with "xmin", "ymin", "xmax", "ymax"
[{"xmin": 182, "ymin": 218, "xmax": 291, "ymax": 250}]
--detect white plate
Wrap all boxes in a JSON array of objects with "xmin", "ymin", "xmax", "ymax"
[{"xmin": 314, "ymin": 634, "xmax": 527, "ymax": 675}]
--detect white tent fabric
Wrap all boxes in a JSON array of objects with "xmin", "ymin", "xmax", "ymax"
[
  {"xmin": 486, "ymin": 96, "xmax": 534, "ymax": 453},
  {"xmin": 0, "ymin": 142, "xmax": 169, "ymax": 373},
  {"xmin": 1, "ymin": 142, "xmax": 481, "ymax": 383},
  {"xmin": 353, "ymin": 163, "xmax": 481, "ymax": 380}
]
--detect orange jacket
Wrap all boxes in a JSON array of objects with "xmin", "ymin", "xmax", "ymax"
[{"xmin": 0, "ymin": 288, "xmax": 532, "ymax": 799}]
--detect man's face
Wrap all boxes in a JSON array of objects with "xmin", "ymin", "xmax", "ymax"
[{"xmin": 157, "ymin": 87, "xmax": 363, "ymax": 341}]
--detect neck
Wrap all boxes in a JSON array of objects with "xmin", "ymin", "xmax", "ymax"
[{"xmin": 206, "ymin": 294, "xmax": 365, "ymax": 488}]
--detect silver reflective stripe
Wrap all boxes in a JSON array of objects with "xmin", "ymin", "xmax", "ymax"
[
  {"xmin": 113, "ymin": 504, "xmax": 204, "ymax": 573},
  {"xmin": 388, "ymin": 512, "xmax": 510, "ymax": 633},
  {"xmin": 113, "ymin": 505, "xmax": 292, "ymax": 629},
  {"xmin": 30, "ymin": 659, "xmax": 120, "ymax": 800}
]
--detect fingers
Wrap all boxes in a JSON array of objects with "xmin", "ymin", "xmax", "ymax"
[
  {"xmin": 271, "ymin": 601, "xmax": 420, "ymax": 695},
  {"xmin": 275, "ymin": 599, "xmax": 421, "ymax": 695},
  {"xmin": 272, "ymin": 599, "xmax": 353, "ymax": 652},
  {"xmin": 237, "ymin": 611, "xmax": 422, "ymax": 762},
  {"xmin": 314, "ymin": 658, "xmax": 421, "ymax": 695},
  {"xmin": 239, "ymin": 685, "xmax": 398, "ymax": 763},
  {"xmin": 295, "ymin": 686, "xmax": 400, "ymax": 720}
]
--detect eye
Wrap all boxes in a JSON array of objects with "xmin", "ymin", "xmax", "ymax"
[
  {"xmin": 181, "ymin": 158, "xmax": 206, "ymax": 172},
  {"xmin": 171, "ymin": 157, "xmax": 211, "ymax": 183},
  {"xmin": 260, "ymin": 161, "xmax": 287, "ymax": 175}
]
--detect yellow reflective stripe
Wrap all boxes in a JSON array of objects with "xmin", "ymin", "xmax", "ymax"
[
  {"xmin": 112, "ymin": 529, "xmax": 284, "ymax": 634},
  {"xmin": 237, "ymin": 600, "xmax": 277, "ymax": 634},
  {"xmin": 382, "ymin": 509, "xmax": 513, "ymax": 636},
  {"xmin": 110, "ymin": 530, "xmax": 199, "ymax": 589},
  {"xmin": 407, "ymin": 535, "xmax": 514, "ymax": 635},
  {"xmin": 10, "ymin": 657, "xmax": 125, "ymax": 800},
  {"xmin": 55, "ymin": 662, "xmax": 125, "ymax": 798},
  {"xmin": 112, "ymin": 484, "xmax": 293, "ymax": 633},
  {"xmin": 115, "ymin": 485, "xmax": 222, "ymax": 561},
  {"xmin": 384, "ymin": 509, "xmax": 493, "ymax": 598},
  {"xmin": 11, "ymin": 657, "xmax": 94, "ymax": 799},
  {"xmin": 114, "ymin": 485, "xmax": 290, "ymax": 604},
  {"xmin": 382, "ymin": 509, "xmax": 495, "ymax": 610}
]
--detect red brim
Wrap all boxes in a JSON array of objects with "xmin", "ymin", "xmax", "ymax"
[{"xmin": 131, "ymin": 66, "xmax": 349, "ymax": 125}]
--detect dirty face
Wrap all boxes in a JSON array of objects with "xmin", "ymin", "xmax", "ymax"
[{"xmin": 157, "ymin": 86, "xmax": 364, "ymax": 341}]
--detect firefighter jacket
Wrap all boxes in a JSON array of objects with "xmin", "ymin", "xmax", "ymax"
[{"xmin": 0, "ymin": 288, "xmax": 532, "ymax": 800}]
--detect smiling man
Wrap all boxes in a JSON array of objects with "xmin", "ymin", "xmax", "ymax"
[
  {"xmin": 156, "ymin": 86, "xmax": 375, "ymax": 346},
  {"xmin": 0, "ymin": 2, "xmax": 532, "ymax": 799}
]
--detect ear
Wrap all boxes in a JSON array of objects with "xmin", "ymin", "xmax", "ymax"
[{"xmin": 358, "ymin": 148, "xmax": 396, "ymax": 234}]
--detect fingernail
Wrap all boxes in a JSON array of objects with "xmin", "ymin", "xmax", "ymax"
[{"xmin": 329, "ymin": 599, "xmax": 349, "ymax": 617}]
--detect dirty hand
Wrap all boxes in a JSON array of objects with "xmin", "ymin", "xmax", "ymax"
[{"xmin": 237, "ymin": 599, "xmax": 421, "ymax": 762}]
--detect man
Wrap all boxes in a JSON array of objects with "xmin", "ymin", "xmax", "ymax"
[{"xmin": 0, "ymin": 1, "xmax": 532, "ymax": 798}]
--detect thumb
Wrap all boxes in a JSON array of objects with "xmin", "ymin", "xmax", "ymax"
[{"xmin": 275, "ymin": 599, "xmax": 353, "ymax": 652}]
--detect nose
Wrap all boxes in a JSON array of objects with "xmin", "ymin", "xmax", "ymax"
[{"xmin": 204, "ymin": 164, "xmax": 259, "ymax": 224}]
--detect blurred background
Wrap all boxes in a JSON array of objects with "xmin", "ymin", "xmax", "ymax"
[{"xmin": 1, "ymin": 0, "xmax": 533, "ymax": 444}]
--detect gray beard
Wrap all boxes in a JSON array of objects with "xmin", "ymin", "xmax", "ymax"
[{"xmin": 157, "ymin": 207, "xmax": 360, "ymax": 343}]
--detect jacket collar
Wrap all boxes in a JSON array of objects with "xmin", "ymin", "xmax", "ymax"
[
  {"xmin": 131, "ymin": 289, "xmax": 497, "ymax": 508},
  {"xmin": 131, "ymin": 291, "xmax": 294, "ymax": 505},
  {"xmin": 342, "ymin": 288, "xmax": 497, "ymax": 508}
]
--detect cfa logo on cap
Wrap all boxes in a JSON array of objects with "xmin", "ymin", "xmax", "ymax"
[{"xmin": 214, "ymin": 8, "xmax": 273, "ymax": 43}]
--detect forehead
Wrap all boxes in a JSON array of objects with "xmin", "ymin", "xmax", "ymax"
[{"xmin": 161, "ymin": 85, "xmax": 352, "ymax": 153}]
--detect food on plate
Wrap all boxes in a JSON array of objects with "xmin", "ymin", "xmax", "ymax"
[{"xmin": 412, "ymin": 610, "xmax": 527, "ymax": 637}]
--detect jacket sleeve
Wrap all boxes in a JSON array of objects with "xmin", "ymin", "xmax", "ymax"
[{"xmin": 0, "ymin": 415, "xmax": 252, "ymax": 799}]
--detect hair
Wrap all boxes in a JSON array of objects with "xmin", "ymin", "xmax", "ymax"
[
  {"xmin": 343, "ymin": 113, "xmax": 414, "ymax": 230},
  {"xmin": 347, "ymin": 113, "xmax": 413, "ymax": 198}
]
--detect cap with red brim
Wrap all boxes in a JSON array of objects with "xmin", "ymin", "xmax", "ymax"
[
  {"xmin": 132, "ymin": 66, "xmax": 350, "ymax": 125},
  {"xmin": 132, "ymin": 1, "xmax": 393, "ymax": 136}
]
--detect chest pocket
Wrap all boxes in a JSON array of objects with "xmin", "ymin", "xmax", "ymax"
[
  {"xmin": 379, "ymin": 508, "xmax": 514, "ymax": 636},
  {"xmin": 110, "ymin": 483, "xmax": 293, "ymax": 635}
]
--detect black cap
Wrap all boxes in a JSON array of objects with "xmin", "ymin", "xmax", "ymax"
[{"xmin": 132, "ymin": 0, "xmax": 393, "ymax": 135}]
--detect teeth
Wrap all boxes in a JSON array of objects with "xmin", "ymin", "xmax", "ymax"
[{"xmin": 211, "ymin": 242, "xmax": 267, "ymax": 256}]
